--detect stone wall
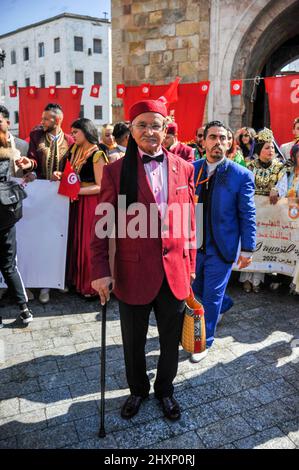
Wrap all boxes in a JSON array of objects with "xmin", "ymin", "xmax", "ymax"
[
  {"xmin": 111, "ymin": 0, "xmax": 210, "ymax": 121},
  {"xmin": 112, "ymin": 0, "xmax": 299, "ymax": 128}
]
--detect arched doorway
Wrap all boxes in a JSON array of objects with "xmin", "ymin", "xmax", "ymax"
[
  {"xmin": 251, "ymin": 35, "xmax": 299, "ymax": 130},
  {"xmin": 229, "ymin": 0, "xmax": 299, "ymax": 130}
]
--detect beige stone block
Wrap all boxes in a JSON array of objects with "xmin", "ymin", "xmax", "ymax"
[
  {"xmin": 150, "ymin": 52, "xmax": 163, "ymax": 64},
  {"xmin": 111, "ymin": 2, "xmax": 123, "ymax": 18},
  {"xmin": 197, "ymin": 54, "xmax": 209, "ymax": 71},
  {"xmin": 199, "ymin": 21, "xmax": 209, "ymax": 40},
  {"xmin": 167, "ymin": 37, "xmax": 183, "ymax": 50},
  {"xmin": 162, "ymin": 8, "xmax": 186, "ymax": 24},
  {"xmin": 131, "ymin": 3, "xmax": 143, "ymax": 14},
  {"xmin": 146, "ymin": 63, "xmax": 178, "ymax": 81},
  {"xmin": 145, "ymin": 38, "xmax": 167, "ymax": 52},
  {"xmin": 136, "ymin": 66, "xmax": 146, "ymax": 80},
  {"xmin": 149, "ymin": 10, "xmax": 163, "ymax": 24},
  {"xmin": 123, "ymin": 30, "xmax": 142, "ymax": 43},
  {"xmin": 134, "ymin": 13, "xmax": 149, "ymax": 27},
  {"xmin": 129, "ymin": 41, "xmax": 145, "ymax": 54},
  {"xmin": 179, "ymin": 35, "xmax": 200, "ymax": 49},
  {"xmin": 132, "ymin": 0, "xmax": 168, "ymax": 14},
  {"xmin": 186, "ymin": 4, "xmax": 200, "ymax": 21},
  {"xmin": 189, "ymin": 47, "xmax": 199, "ymax": 61},
  {"xmin": 174, "ymin": 48, "xmax": 188, "ymax": 62},
  {"xmin": 199, "ymin": 39, "xmax": 209, "ymax": 54},
  {"xmin": 118, "ymin": 14, "xmax": 134, "ymax": 29},
  {"xmin": 159, "ymin": 23, "xmax": 176, "ymax": 37},
  {"xmin": 111, "ymin": 18, "xmax": 120, "ymax": 29},
  {"xmin": 129, "ymin": 53, "xmax": 150, "ymax": 66},
  {"xmin": 176, "ymin": 21, "xmax": 199, "ymax": 36},
  {"xmin": 145, "ymin": 65, "xmax": 151, "ymax": 80},
  {"xmin": 168, "ymin": 0, "xmax": 185, "ymax": 8},
  {"xmin": 162, "ymin": 50, "xmax": 173, "ymax": 64},
  {"xmin": 143, "ymin": 28, "xmax": 161, "ymax": 40},
  {"xmin": 197, "ymin": 71, "xmax": 209, "ymax": 81},
  {"xmin": 124, "ymin": 70, "xmax": 136, "ymax": 82},
  {"xmin": 178, "ymin": 61, "xmax": 197, "ymax": 77}
]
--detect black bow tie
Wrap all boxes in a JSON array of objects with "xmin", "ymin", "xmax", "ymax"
[{"xmin": 142, "ymin": 153, "xmax": 164, "ymax": 164}]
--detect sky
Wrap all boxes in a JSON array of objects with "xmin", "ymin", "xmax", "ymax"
[{"xmin": 0, "ymin": 0, "xmax": 111, "ymax": 35}]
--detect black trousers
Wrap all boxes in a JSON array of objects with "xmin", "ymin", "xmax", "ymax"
[
  {"xmin": 118, "ymin": 277, "xmax": 185, "ymax": 399},
  {"xmin": 0, "ymin": 225, "xmax": 27, "ymax": 305}
]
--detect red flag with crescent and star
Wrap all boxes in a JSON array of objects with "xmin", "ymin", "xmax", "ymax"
[
  {"xmin": 90, "ymin": 84, "xmax": 100, "ymax": 98},
  {"xmin": 231, "ymin": 80, "xmax": 243, "ymax": 95},
  {"xmin": 9, "ymin": 85, "xmax": 17, "ymax": 97},
  {"xmin": 58, "ymin": 160, "xmax": 80, "ymax": 201}
]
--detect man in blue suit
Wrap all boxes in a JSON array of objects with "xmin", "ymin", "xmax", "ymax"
[{"xmin": 191, "ymin": 121, "xmax": 256, "ymax": 362}]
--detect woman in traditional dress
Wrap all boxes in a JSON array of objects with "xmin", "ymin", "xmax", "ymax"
[
  {"xmin": 239, "ymin": 128, "xmax": 286, "ymax": 293},
  {"xmin": 62, "ymin": 118, "xmax": 109, "ymax": 298}
]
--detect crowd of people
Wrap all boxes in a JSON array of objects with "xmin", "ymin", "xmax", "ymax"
[
  {"xmin": 0, "ymin": 103, "xmax": 298, "ymax": 310},
  {"xmin": 0, "ymin": 98, "xmax": 298, "ymax": 420}
]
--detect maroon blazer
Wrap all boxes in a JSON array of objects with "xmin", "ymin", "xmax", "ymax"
[
  {"xmin": 90, "ymin": 149, "xmax": 196, "ymax": 305},
  {"xmin": 27, "ymin": 126, "xmax": 74, "ymax": 178},
  {"xmin": 171, "ymin": 142, "xmax": 194, "ymax": 163}
]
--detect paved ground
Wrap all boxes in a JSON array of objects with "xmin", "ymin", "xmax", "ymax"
[{"xmin": 0, "ymin": 278, "xmax": 298, "ymax": 449}]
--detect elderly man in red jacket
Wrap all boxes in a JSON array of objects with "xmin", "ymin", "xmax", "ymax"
[
  {"xmin": 91, "ymin": 99, "xmax": 196, "ymax": 421},
  {"xmin": 163, "ymin": 122, "xmax": 195, "ymax": 163}
]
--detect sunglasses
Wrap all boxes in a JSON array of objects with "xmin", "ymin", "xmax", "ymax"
[
  {"xmin": 241, "ymin": 134, "xmax": 250, "ymax": 138},
  {"xmin": 197, "ymin": 134, "xmax": 203, "ymax": 138}
]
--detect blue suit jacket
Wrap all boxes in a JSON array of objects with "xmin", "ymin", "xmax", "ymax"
[{"xmin": 194, "ymin": 158, "xmax": 256, "ymax": 263}]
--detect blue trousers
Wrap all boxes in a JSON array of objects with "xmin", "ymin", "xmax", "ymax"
[{"xmin": 192, "ymin": 251, "xmax": 233, "ymax": 348}]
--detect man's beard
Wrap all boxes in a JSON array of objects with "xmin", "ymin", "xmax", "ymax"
[
  {"xmin": 43, "ymin": 124, "xmax": 56, "ymax": 133},
  {"xmin": 210, "ymin": 147, "xmax": 224, "ymax": 160}
]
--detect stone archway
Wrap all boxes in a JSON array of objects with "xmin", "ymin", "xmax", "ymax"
[
  {"xmin": 232, "ymin": 0, "xmax": 299, "ymax": 128},
  {"xmin": 251, "ymin": 34, "xmax": 299, "ymax": 130},
  {"xmin": 208, "ymin": 0, "xmax": 299, "ymax": 129}
]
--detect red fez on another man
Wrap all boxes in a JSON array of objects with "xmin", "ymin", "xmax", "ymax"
[
  {"xmin": 129, "ymin": 99, "xmax": 168, "ymax": 122},
  {"xmin": 166, "ymin": 122, "xmax": 178, "ymax": 135}
]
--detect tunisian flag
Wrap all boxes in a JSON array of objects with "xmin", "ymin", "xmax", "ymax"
[
  {"xmin": 18, "ymin": 87, "xmax": 83, "ymax": 140},
  {"xmin": 231, "ymin": 80, "xmax": 242, "ymax": 95},
  {"xmin": 58, "ymin": 160, "xmax": 80, "ymax": 201},
  {"xmin": 160, "ymin": 77, "xmax": 181, "ymax": 104},
  {"xmin": 265, "ymin": 75, "xmax": 299, "ymax": 145}
]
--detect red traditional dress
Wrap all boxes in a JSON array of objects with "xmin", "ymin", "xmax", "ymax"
[{"xmin": 66, "ymin": 144, "xmax": 109, "ymax": 296}]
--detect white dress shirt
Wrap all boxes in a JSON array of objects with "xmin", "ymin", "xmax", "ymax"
[{"xmin": 138, "ymin": 147, "xmax": 168, "ymax": 219}]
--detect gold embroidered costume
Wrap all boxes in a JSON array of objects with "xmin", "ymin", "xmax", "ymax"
[{"xmin": 38, "ymin": 132, "xmax": 69, "ymax": 180}]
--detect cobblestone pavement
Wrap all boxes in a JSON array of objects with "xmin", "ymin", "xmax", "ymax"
[{"xmin": 0, "ymin": 280, "xmax": 298, "ymax": 449}]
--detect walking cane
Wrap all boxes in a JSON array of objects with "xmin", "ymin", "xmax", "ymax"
[{"xmin": 98, "ymin": 299, "xmax": 107, "ymax": 438}]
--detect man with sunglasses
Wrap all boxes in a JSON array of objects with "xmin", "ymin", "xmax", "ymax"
[{"xmin": 188, "ymin": 126, "xmax": 206, "ymax": 160}]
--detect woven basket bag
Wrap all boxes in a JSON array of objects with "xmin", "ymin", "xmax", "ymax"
[{"xmin": 181, "ymin": 290, "xmax": 206, "ymax": 354}]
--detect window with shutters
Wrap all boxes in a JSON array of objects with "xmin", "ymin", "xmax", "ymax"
[
  {"xmin": 23, "ymin": 47, "xmax": 29, "ymax": 61},
  {"xmin": 38, "ymin": 42, "xmax": 45, "ymax": 57},
  {"xmin": 54, "ymin": 37, "xmax": 60, "ymax": 53},
  {"xmin": 93, "ymin": 38, "xmax": 102, "ymax": 53},
  {"xmin": 75, "ymin": 70, "xmax": 84, "ymax": 85},
  {"xmin": 74, "ymin": 36, "xmax": 83, "ymax": 51},
  {"xmin": 94, "ymin": 105, "xmax": 103, "ymax": 120},
  {"xmin": 94, "ymin": 72, "xmax": 102, "ymax": 86}
]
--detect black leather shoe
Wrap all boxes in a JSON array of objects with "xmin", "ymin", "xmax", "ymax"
[
  {"xmin": 121, "ymin": 395, "xmax": 145, "ymax": 419},
  {"xmin": 159, "ymin": 396, "xmax": 181, "ymax": 421}
]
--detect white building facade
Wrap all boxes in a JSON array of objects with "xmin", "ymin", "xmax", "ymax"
[{"xmin": 0, "ymin": 13, "xmax": 112, "ymax": 135}]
